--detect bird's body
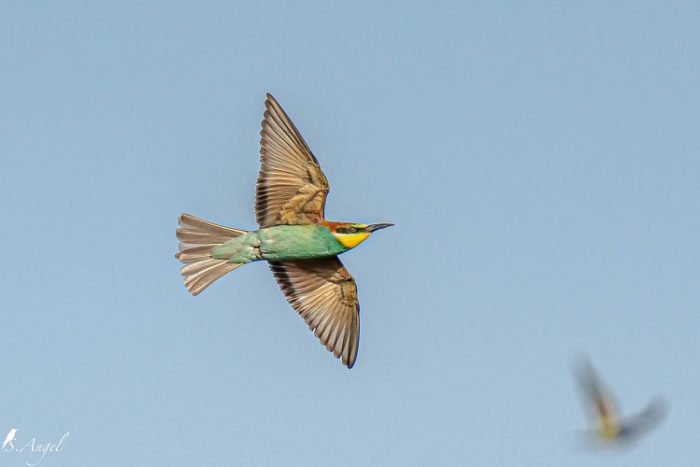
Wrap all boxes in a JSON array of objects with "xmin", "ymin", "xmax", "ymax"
[
  {"xmin": 176, "ymin": 94, "xmax": 391, "ymax": 368},
  {"xmin": 210, "ymin": 223, "xmax": 356, "ymax": 263}
]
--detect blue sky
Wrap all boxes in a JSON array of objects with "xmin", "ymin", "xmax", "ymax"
[{"xmin": 1, "ymin": 1, "xmax": 699, "ymax": 466}]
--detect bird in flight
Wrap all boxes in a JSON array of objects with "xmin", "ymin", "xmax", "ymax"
[
  {"xmin": 176, "ymin": 94, "xmax": 392, "ymax": 368},
  {"xmin": 573, "ymin": 357, "xmax": 667, "ymax": 446}
]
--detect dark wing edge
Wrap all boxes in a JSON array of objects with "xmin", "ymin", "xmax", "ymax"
[{"xmin": 264, "ymin": 93, "xmax": 318, "ymax": 164}]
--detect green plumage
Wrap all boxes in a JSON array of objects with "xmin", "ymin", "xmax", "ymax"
[
  {"xmin": 211, "ymin": 225, "xmax": 346, "ymax": 264},
  {"xmin": 176, "ymin": 94, "xmax": 393, "ymax": 367}
]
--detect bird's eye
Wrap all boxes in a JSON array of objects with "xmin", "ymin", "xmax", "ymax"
[{"xmin": 348, "ymin": 227, "xmax": 357, "ymax": 233}]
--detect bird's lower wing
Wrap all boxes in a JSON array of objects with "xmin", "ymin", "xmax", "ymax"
[
  {"xmin": 269, "ymin": 257, "xmax": 360, "ymax": 368},
  {"xmin": 619, "ymin": 398, "xmax": 668, "ymax": 441}
]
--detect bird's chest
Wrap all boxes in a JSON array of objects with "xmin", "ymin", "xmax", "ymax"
[{"xmin": 257, "ymin": 225, "xmax": 345, "ymax": 260}]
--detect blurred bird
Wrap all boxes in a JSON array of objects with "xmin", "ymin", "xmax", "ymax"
[
  {"xmin": 573, "ymin": 357, "xmax": 667, "ymax": 446},
  {"xmin": 176, "ymin": 94, "xmax": 392, "ymax": 368}
]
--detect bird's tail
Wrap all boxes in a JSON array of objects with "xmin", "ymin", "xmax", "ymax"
[{"xmin": 175, "ymin": 213, "xmax": 248, "ymax": 296}]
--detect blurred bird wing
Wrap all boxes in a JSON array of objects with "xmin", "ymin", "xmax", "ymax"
[
  {"xmin": 618, "ymin": 398, "xmax": 668, "ymax": 441},
  {"xmin": 269, "ymin": 257, "xmax": 360, "ymax": 368},
  {"xmin": 256, "ymin": 94, "xmax": 330, "ymax": 227},
  {"xmin": 574, "ymin": 358, "xmax": 619, "ymax": 429}
]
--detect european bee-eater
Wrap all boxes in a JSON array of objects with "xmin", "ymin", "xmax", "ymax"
[
  {"xmin": 573, "ymin": 357, "xmax": 667, "ymax": 446},
  {"xmin": 175, "ymin": 94, "xmax": 392, "ymax": 368}
]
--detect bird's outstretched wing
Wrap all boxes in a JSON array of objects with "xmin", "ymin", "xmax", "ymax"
[
  {"xmin": 574, "ymin": 358, "xmax": 619, "ymax": 431},
  {"xmin": 256, "ymin": 94, "xmax": 330, "ymax": 227},
  {"xmin": 269, "ymin": 257, "xmax": 360, "ymax": 368},
  {"xmin": 618, "ymin": 398, "xmax": 668, "ymax": 441}
]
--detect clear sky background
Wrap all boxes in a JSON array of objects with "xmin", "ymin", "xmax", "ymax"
[{"xmin": 1, "ymin": 2, "xmax": 699, "ymax": 466}]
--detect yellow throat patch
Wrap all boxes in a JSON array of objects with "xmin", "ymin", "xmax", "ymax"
[{"xmin": 335, "ymin": 231, "xmax": 370, "ymax": 249}]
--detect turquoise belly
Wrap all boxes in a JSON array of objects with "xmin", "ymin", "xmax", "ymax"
[
  {"xmin": 210, "ymin": 224, "xmax": 345, "ymax": 263},
  {"xmin": 258, "ymin": 225, "xmax": 346, "ymax": 261}
]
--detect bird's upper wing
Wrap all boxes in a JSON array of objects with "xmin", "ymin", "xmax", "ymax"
[
  {"xmin": 269, "ymin": 257, "xmax": 360, "ymax": 368},
  {"xmin": 256, "ymin": 94, "xmax": 330, "ymax": 227},
  {"xmin": 574, "ymin": 358, "xmax": 619, "ymax": 427}
]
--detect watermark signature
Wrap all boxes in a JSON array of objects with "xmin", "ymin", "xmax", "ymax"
[{"xmin": 1, "ymin": 428, "xmax": 69, "ymax": 466}]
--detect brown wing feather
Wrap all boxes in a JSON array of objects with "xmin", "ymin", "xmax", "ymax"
[
  {"xmin": 256, "ymin": 94, "xmax": 330, "ymax": 227},
  {"xmin": 269, "ymin": 257, "xmax": 360, "ymax": 368},
  {"xmin": 575, "ymin": 358, "xmax": 619, "ymax": 431}
]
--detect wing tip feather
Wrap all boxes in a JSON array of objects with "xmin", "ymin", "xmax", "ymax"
[{"xmin": 269, "ymin": 259, "xmax": 360, "ymax": 369}]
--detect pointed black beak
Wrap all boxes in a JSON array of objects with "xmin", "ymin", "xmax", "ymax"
[{"xmin": 366, "ymin": 223, "xmax": 394, "ymax": 232}]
